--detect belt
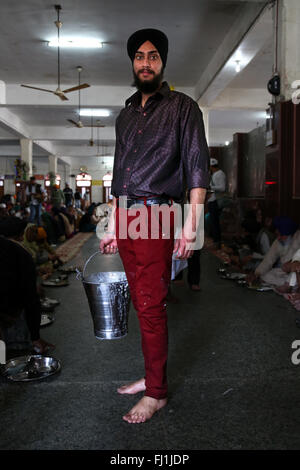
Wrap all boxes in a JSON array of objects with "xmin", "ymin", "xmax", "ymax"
[{"xmin": 117, "ymin": 197, "xmax": 173, "ymax": 209}]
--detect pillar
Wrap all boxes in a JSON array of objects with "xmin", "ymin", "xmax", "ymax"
[
  {"xmin": 201, "ymin": 106, "xmax": 210, "ymax": 147},
  {"xmin": 20, "ymin": 138, "xmax": 33, "ymax": 177},
  {"xmin": 64, "ymin": 163, "xmax": 71, "ymax": 186},
  {"xmin": 0, "ymin": 80, "xmax": 6, "ymax": 105},
  {"xmin": 48, "ymin": 155, "xmax": 57, "ymax": 175}
]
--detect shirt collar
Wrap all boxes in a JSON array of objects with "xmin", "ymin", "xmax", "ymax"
[{"xmin": 125, "ymin": 81, "xmax": 171, "ymax": 108}]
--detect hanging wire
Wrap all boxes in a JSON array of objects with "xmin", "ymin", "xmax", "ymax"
[
  {"xmin": 97, "ymin": 124, "xmax": 100, "ymax": 156},
  {"xmin": 78, "ymin": 68, "xmax": 81, "ymax": 115},
  {"xmin": 90, "ymin": 115, "xmax": 94, "ymax": 144},
  {"xmin": 55, "ymin": 6, "xmax": 62, "ymax": 89}
]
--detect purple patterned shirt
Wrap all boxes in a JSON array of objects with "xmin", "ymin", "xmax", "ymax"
[{"xmin": 111, "ymin": 81, "xmax": 210, "ymax": 202}]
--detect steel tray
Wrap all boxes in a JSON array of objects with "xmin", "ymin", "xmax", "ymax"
[{"xmin": 2, "ymin": 355, "xmax": 61, "ymax": 382}]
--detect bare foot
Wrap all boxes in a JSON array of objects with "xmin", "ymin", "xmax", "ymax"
[
  {"xmin": 123, "ymin": 396, "xmax": 167, "ymax": 423},
  {"xmin": 284, "ymin": 293, "xmax": 300, "ymax": 302},
  {"xmin": 117, "ymin": 378, "xmax": 146, "ymax": 395},
  {"xmin": 275, "ymin": 284, "xmax": 291, "ymax": 295}
]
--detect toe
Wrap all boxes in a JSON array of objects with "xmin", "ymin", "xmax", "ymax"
[{"xmin": 135, "ymin": 413, "xmax": 143, "ymax": 423}]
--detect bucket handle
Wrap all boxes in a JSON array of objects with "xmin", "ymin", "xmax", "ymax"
[{"xmin": 79, "ymin": 251, "xmax": 102, "ymax": 280}]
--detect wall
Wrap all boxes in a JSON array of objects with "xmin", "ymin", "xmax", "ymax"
[
  {"xmin": 239, "ymin": 125, "xmax": 266, "ymax": 198},
  {"xmin": 0, "ymin": 155, "xmax": 113, "ymax": 203},
  {"xmin": 69, "ymin": 157, "xmax": 114, "ymax": 203},
  {"xmin": 0, "ymin": 156, "xmax": 17, "ymax": 194}
]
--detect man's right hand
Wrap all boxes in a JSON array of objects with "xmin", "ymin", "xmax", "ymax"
[
  {"xmin": 100, "ymin": 234, "xmax": 118, "ymax": 255},
  {"xmin": 282, "ymin": 261, "xmax": 292, "ymax": 273}
]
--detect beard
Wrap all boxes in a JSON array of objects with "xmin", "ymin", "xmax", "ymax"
[{"xmin": 132, "ymin": 68, "xmax": 164, "ymax": 94}]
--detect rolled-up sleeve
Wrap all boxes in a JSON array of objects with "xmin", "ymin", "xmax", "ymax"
[{"xmin": 180, "ymin": 100, "xmax": 210, "ymax": 190}]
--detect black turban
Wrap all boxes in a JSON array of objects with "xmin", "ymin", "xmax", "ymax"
[
  {"xmin": 0, "ymin": 217, "xmax": 27, "ymax": 238},
  {"xmin": 273, "ymin": 216, "xmax": 298, "ymax": 236},
  {"xmin": 127, "ymin": 28, "xmax": 169, "ymax": 68}
]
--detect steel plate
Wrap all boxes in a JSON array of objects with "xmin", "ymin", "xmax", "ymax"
[
  {"xmin": 40, "ymin": 314, "xmax": 54, "ymax": 327},
  {"xmin": 2, "ymin": 355, "xmax": 61, "ymax": 382},
  {"xmin": 247, "ymin": 284, "xmax": 273, "ymax": 292}
]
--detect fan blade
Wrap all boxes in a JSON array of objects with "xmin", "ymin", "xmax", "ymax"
[
  {"xmin": 63, "ymin": 83, "xmax": 90, "ymax": 93},
  {"xmin": 21, "ymin": 85, "xmax": 55, "ymax": 93},
  {"xmin": 67, "ymin": 119, "xmax": 82, "ymax": 128},
  {"xmin": 57, "ymin": 93, "xmax": 69, "ymax": 101}
]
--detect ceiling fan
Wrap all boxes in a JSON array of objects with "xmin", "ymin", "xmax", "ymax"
[
  {"xmin": 89, "ymin": 125, "xmax": 111, "ymax": 156},
  {"xmin": 20, "ymin": 5, "xmax": 90, "ymax": 101},
  {"xmin": 67, "ymin": 70, "xmax": 106, "ymax": 130},
  {"xmin": 68, "ymin": 66, "xmax": 92, "ymax": 128},
  {"xmin": 88, "ymin": 118, "xmax": 106, "ymax": 146}
]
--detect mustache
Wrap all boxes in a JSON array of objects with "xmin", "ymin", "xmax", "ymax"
[{"xmin": 138, "ymin": 69, "xmax": 154, "ymax": 74}]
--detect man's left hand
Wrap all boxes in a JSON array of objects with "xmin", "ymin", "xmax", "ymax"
[{"xmin": 173, "ymin": 228, "xmax": 195, "ymax": 260}]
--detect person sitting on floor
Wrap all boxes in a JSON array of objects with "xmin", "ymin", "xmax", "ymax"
[
  {"xmin": 59, "ymin": 207, "xmax": 75, "ymax": 238},
  {"xmin": 246, "ymin": 216, "xmax": 300, "ymax": 287},
  {"xmin": 0, "ymin": 217, "xmax": 54, "ymax": 353},
  {"xmin": 237, "ymin": 215, "xmax": 276, "ymax": 272},
  {"xmin": 41, "ymin": 210, "xmax": 64, "ymax": 245},
  {"xmin": 275, "ymin": 248, "xmax": 300, "ymax": 306},
  {"xmin": 285, "ymin": 250, "xmax": 300, "ymax": 294},
  {"xmin": 36, "ymin": 227, "xmax": 63, "ymax": 267},
  {"xmin": 22, "ymin": 224, "xmax": 62, "ymax": 278},
  {"xmin": 51, "ymin": 207, "xmax": 66, "ymax": 242},
  {"xmin": 79, "ymin": 203, "xmax": 100, "ymax": 232}
]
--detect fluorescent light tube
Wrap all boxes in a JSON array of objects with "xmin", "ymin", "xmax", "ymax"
[
  {"xmin": 80, "ymin": 109, "xmax": 110, "ymax": 117},
  {"xmin": 48, "ymin": 38, "xmax": 103, "ymax": 48}
]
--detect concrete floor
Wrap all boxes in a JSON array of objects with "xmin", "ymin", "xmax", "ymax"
[{"xmin": 1, "ymin": 233, "xmax": 300, "ymax": 450}]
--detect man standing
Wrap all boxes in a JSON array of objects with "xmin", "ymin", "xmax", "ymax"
[
  {"xmin": 100, "ymin": 29, "xmax": 210, "ymax": 423},
  {"xmin": 207, "ymin": 158, "xmax": 226, "ymax": 249},
  {"xmin": 51, "ymin": 184, "xmax": 65, "ymax": 209},
  {"xmin": 63, "ymin": 183, "xmax": 74, "ymax": 207},
  {"xmin": 26, "ymin": 176, "xmax": 42, "ymax": 226}
]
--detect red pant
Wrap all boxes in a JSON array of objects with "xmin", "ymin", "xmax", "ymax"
[{"xmin": 116, "ymin": 206, "xmax": 174, "ymax": 399}]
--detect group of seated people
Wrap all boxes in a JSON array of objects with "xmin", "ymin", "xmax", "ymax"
[
  {"xmin": 218, "ymin": 208, "xmax": 300, "ymax": 311},
  {"xmin": 0, "ymin": 193, "xmax": 103, "ymax": 240},
  {"xmin": 0, "ymin": 192, "xmax": 106, "ymax": 356},
  {"xmin": 0, "ymin": 216, "xmax": 56, "ymax": 355}
]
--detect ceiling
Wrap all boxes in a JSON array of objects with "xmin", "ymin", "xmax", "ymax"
[
  {"xmin": 0, "ymin": 0, "xmax": 272, "ymax": 163},
  {"xmin": 0, "ymin": 0, "xmax": 250, "ymax": 87},
  {"xmin": 2, "ymin": 105, "xmax": 122, "ymax": 127}
]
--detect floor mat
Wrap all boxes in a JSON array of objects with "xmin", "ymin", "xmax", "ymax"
[
  {"xmin": 204, "ymin": 236, "xmax": 231, "ymax": 263},
  {"xmin": 55, "ymin": 232, "xmax": 94, "ymax": 263}
]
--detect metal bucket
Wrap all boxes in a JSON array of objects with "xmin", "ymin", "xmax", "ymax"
[{"xmin": 77, "ymin": 251, "xmax": 130, "ymax": 340}]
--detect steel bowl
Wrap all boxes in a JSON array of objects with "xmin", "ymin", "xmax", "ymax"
[
  {"xmin": 40, "ymin": 313, "xmax": 55, "ymax": 327},
  {"xmin": 227, "ymin": 273, "xmax": 246, "ymax": 280},
  {"xmin": 2, "ymin": 355, "xmax": 61, "ymax": 382}
]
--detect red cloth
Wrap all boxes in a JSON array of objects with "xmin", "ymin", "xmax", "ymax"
[{"xmin": 116, "ymin": 206, "xmax": 174, "ymax": 399}]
